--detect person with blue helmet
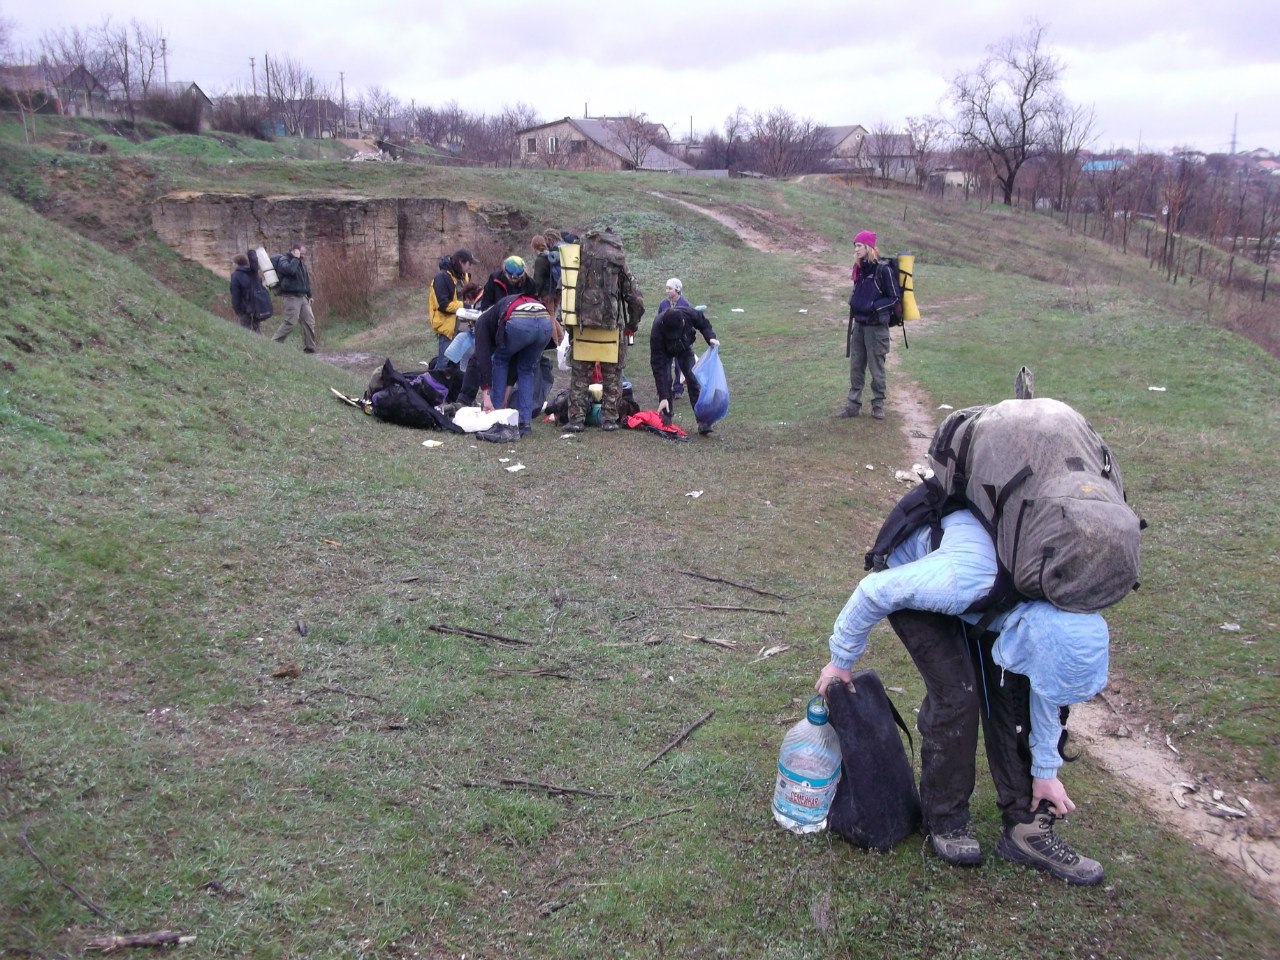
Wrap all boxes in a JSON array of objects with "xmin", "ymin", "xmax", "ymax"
[{"xmin": 814, "ymin": 509, "xmax": 1109, "ymax": 885}]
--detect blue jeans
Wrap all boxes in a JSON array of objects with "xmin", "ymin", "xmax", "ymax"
[{"xmin": 491, "ymin": 313, "xmax": 554, "ymax": 428}]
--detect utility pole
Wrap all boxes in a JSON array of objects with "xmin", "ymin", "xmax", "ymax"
[
  {"xmin": 250, "ymin": 57, "xmax": 257, "ymax": 97},
  {"xmin": 1231, "ymin": 113, "xmax": 1238, "ymax": 155},
  {"xmin": 161, "ymin": 37, "xmax": 168, "ymax": 85}
]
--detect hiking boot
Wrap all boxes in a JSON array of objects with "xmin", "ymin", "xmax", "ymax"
[
  {"xmin": 871, "ymin": 406, "xmax": 885, "ymax": 420},
  {"xmin": 930, "ymin": 828, "xmax": 983, "ymax": 867},
  {"xmin": 996, "ymin": 811, "xmax": 1104, "ymax": 886},
  {"xmin": 518, "ymin": 424, "xmax": 532, "ymax": 439},
  {"xmin": 601, "ymin": 420, "xmax": 620, "ymax": 432},
  {"xmin": 562, "ymin": 422, "xmax": 584, "ymax": 433},
  {"xmin": 697, "ymin": 423, "xmax": 714, "ymax": 436},
  {"xmin": 304, "ymin": 347, "xmax": 316, "ymax": 354},
  {"xmin": 838, "ymin": 404, "xmax": 861, "ymax": 418}
]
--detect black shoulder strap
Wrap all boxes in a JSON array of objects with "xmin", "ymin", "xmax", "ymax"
[{"xmin": 864, "ymin": 480, "xmax": 951, "ymax": 572}]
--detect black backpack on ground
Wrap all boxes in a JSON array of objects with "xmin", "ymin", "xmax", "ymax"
[
  {"xmin": 825, "ymin": 670, "xmax": 922, "ymax": 851},
  {"xmin": 364, "ymin": 359, "xmax": 465, "ymax": 433}
]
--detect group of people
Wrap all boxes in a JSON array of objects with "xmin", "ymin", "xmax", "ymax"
[
  {"xmin": 228, "ymin": 242, "xmax": 317, "ymax": 353},
  {"xmin": 230, "ymin": 219, "xmax": 1122, "ymax": 890},
  {"xmin": 428, "ymin": 228, "xmax": 721, "ymax": 439}
]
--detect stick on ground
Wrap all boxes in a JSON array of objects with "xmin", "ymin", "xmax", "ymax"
[
  {"xmin": 641, "ymin": 709, "xmax": 716, "ymax": 771},
  {"xmin": 677, "ymin": 569, "xmax": 789, "ymax": 600},
  {"xmin": 19, "ymin": 823, "xmax": 112, "ymax": 922},
  {"xmin": 85, "ymin": 931, "xmax": 195, "ymax": 953},
  {"xmin": 429, "ymin": 623, "xmax": 534, "ymax": 646},
  {"xmin": 459, "ymin": 778, "xmax": 623, "ymax": 799}
]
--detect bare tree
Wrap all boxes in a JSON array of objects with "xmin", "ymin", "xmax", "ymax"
[
  {"xmin": 1043, "ymin": 97, "xmax": 1097, "ymax": 219},
  {"xmin": 949, "ymin": 20, "xmax": 1064, "ymax": 206},
  {"xmin": 722, "ymin": 106, "xmax": 750, "ymax": 172},
  {"xmin": 613, "ymin": 112, "xmax": 654, "ymax": 169},
  {"xmin": 39, "ymin": 26, "xmax": 109, "ymax": 116},
  {"xmin": 906, "ymin": 114, "xmax": 948, "ymax": 189},
  {"xmin": 264, "ymin": 54, "xmax": 315, "ymax": 136},
  {"xmin": 866, "ymin": 121, "xmax": 899, "ymax": 179},
  {"xmin": 359, "ymin": 84, "xmax": 400, "ymax": 138},
  {"xmin": 750, "ymin": 107, "xmax": 824, "ymax": 178},
  {"xmin": 94, "ymin": 17, "xmax": 163, "ymax": 121}
]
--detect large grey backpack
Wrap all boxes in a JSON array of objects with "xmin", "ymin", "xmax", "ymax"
[{"xmin": 927, "ymin": 398, "xmax": 1143, "ymax": 614}]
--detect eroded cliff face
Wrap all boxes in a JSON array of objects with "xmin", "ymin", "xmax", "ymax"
[{"xmin": 152, "ymin": 192, "xmax": 528, "ymax": 283}]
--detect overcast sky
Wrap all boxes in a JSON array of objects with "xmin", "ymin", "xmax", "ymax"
[{"xmin": 7, "ymin": 0, "xmax": 1278, "ymax": 153}]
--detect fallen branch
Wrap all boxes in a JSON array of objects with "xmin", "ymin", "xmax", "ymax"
[
  {"xmin": 488, "ymin": 666, "xmax": 579, "ymax": 680},
  {"xmin": 614, "ymin": 805, "xmax": 696, "ymax": 832},
  {"xmin": 459, "ymin": 778, "xmax": 623, "ymax": 799},
  {"xmin": 676, "ymin": 569, "xmax": 788, "ymax": 600},
  {"xmin": 19, "ymin": 823, "xmax": 112, "ymax": 922},
  {"xmin": 85, "ymin": 931, "xmax": 195, "ymax": 953},
  {"xmin": 663, "ymin": 604, "xmax": 785, "ymax": 615},
  {"xmin": 641, "ymin": 709, "xmax": 715, "ymax": 771},
  {"xmin": 683, "ymin": 633, "xmax": 738, "ymax": 650},
  {"xmin": 429, "ymin": 623, "xmax": 534, "ymax": 646}
]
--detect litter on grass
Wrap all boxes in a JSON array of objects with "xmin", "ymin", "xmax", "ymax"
[
  {"xmin": 686, "ymin": 490, "xmax": 704, "ymax": 498},
  {"xmin": 505, "ymin": 463, "xmax": 526, "ymax": 473},
  {"xmin": 1148, "ymin": 386, "xmax": 1168, "ymax": 392},
  {"xmin": 938, "ymin": 404, "xmax": 954, "ymax": 410},
  {"xmin": 731, "ymin": 308, "xmax": 745, "ymax": 313},
  {"xmin": 421, "ymin": 439, "xmax": 444, "ymax": 448}
]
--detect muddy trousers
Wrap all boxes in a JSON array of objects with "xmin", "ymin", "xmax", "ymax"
[
  {"xmin": 847, "ymin": 320, "xmax": 889, "ymax": 411},
  {"xmin": 887, "ymin": 610, "xmax": 1037, "ymax": 833}
]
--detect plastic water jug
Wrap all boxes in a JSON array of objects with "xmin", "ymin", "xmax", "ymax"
[
  {"xmin": 444, "ymin": 328, "xmax": 475, "ymax": 364},
  {"xmin": 772, "ymin": 695, "xmax": 842, "ymax": 834}
]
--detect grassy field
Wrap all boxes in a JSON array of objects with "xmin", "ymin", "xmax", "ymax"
[{"xmin": 1, "ymin": 138, "xmax": 1279, "ymax": 959}]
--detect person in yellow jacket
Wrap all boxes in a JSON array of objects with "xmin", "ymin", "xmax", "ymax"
[{"xmin": 429, "ymin": 248, "xmax": 477, "ymax": 365}]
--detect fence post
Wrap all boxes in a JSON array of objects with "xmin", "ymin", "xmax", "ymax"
[{"xmin": 1264, "ymin": 268, "xmax": 1270, "ymax": 303}]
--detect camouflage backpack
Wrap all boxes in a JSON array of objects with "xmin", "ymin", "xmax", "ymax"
[
  {"xmin": 576, "ymin": 229, "xmax": 633, "ymax": 331},
  {"xmin": 927, "ymin": 397, "xmax": 1144, "ymax": 614}
]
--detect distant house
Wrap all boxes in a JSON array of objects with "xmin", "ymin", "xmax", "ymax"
[
  {"xmin": 1081, "ymin": 157, "xmax": 1128, "ymax": 173},
  {"xmin": 0, "ymin": 63, "xmax": 61, "ymax": 111},
  {"xmin": 54, "ymin": 65, "xmax": 111, "ymax": 117},
  {"xmin": 148, "ymin": 81, "xmax": 214, "ymax": 130},
  {"xmin": 516, "ymin": 116, "xmax": 693, "ymax": 172},
  {"xmin": 816, "ymin": 124, "xmax": 870, "ymax": 170}
]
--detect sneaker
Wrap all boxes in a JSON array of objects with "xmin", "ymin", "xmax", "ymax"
[
  {"xmin": 930, "ymin": 828, "xmax": 983, "ymax": 867},
  {"xmin": 304, "ymin": 347, "xmax": 316, "ymax": 354},
  {"xmin": 563, "ymin": 422, "xmax": 584, "ymax": 433},
  {"xmin": 601, "ymin": 420, "xmax": 620, "ymax": 432},
  {"xmin": 996, "ymin": 811, "xmax": 1104, "ymax": 886},
  {"xmin": 871, "ymin": 406, "xmax": 885, "ymax": 420},
  {"xmin": 697, "ymin": 423, "xmax": 713, "ymax": 436},
  {"xmin": 838, "ymin": 404, "xmax": 861, "ymax": 418},
  {"xmin": 518, "ymin": 424, "xmax": 532, "ymax": 438}
]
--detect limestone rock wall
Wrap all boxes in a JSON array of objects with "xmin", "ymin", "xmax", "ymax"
[{"xmin": 152, "ymin": 192, "xmax": 529, "ymax": 285}]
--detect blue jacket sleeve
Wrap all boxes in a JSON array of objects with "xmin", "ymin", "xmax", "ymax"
[
  {"xmin": 1029, "ymin": 692, "xmax": 1063, "ymax": 779},
  {"xmin": 828, "ymin": 511, "xmax": 998, "ymax": 668}
]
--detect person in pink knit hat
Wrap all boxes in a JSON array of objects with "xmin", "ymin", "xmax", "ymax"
[{"xmin": 839, "ymin": 229, "xmax": 900, "ymax": 420}]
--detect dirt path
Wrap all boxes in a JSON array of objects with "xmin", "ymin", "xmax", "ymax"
[{"xmin": 681, "ymin": 194, "xmax": 1280, "ymax": 907}]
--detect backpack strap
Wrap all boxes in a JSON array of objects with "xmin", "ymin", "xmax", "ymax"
[{"xmin": 864, "ymin": 480, "xmax": 951, "ymax": 572}]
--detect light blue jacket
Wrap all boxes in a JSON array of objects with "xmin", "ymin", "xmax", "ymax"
[{"xmin": 828, "ymin": 510, "xmax": 1109, "ymax": 778}]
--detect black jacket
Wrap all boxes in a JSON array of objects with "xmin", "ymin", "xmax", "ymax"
[
  {"xmin": 230, "ymin": 264, "xmax": 273, "ymax": 319},
  {"xmin": 479, "ymin": 270, "xmax": 531, "ymax": 311},
  {"xmin": 274, "ymin": 253, "xmax": 312, "ymax": 297},
  {"xmin": 649, "ymin": 305, "xmax": 716, "ymax": 359},
  {"xmin": 848, "ymin": 257, "xmax": 898, "ymax": 324}
]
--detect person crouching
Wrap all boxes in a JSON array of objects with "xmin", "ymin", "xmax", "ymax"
[{"xmin": 649, "ymin": 304, "xmax": 719, "ymax": 435}]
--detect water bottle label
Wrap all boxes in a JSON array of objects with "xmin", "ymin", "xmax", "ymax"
[{"xmin": 777, "ymin": 761, "xmax": 838, "ymax": 789}]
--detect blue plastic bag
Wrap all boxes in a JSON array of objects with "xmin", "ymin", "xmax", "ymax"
[{"xmin": 692, "ymin": 344, "xmax": 729, "ymax": 426}]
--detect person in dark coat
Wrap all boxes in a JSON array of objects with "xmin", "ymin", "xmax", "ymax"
[
  {"xmin": 229, "ymin": 253, "xmax": 272, "ymax": 334},
  {"xmin": 649, "ymin": 304, "xmax": 719, "ymax": 434}
]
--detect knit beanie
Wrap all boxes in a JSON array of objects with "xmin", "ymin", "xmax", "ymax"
[
  {"xmin": 666, "ymin": 278, "xmax": 683, "ymax": 293},
  {"xmin": 854, "ymin": 230, "xmax": 877, "ymax": 247}
]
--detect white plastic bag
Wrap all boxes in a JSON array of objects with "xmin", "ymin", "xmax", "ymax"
[
  {"xmin": 556, "ymin": 330, "xmax": 572, "ymax": 371},
  {"xmin": 453, "ymin": 407, "xmax": 519, "ymax": 433}
]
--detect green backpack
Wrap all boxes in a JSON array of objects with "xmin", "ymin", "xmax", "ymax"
[{"xmin": 577, "ymin": 230, "xmax": 632, "ymax": 331}]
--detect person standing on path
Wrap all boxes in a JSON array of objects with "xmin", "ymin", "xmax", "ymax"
[{"xmin": 839, "ymin": 229, "xmax": 898, "ymax": 420}]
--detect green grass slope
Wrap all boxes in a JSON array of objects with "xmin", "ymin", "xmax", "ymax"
[{"xmin": 1, "ymin": 173, "xmax": 1279, "ymax": 959}]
